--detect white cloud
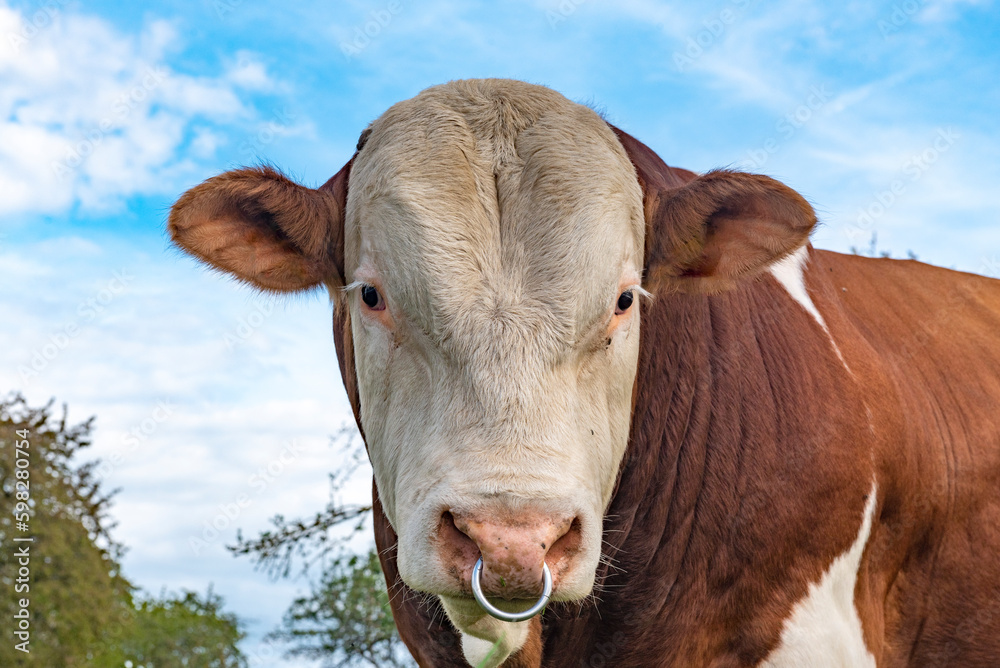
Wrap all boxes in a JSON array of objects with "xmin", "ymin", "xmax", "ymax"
[
  {"xmin": 0, "ymin": 3, "xmax": 280, "ymax": 218},
  {"xmin": 226, "ymin": 50, "xmax": 277, "ymax": 91},
  {"xmin": 919, "ymin": 0, "xmax": 992, "ymax": 23}
]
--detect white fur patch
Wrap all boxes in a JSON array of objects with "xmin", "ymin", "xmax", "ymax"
[
  {"xmin": 760, "ymin": 483, "xmax": 878, "ymax": 668},
  {"xmin": 462, "ymin": 634, "xmax": 506, "ymax": 668},
  {"xmin": 769, "ymin": 246, "xmax": 848, "ymax": 368},
  {"xmin": 769, "ymin": 247, "xmax": 827, "ymax": 329}
]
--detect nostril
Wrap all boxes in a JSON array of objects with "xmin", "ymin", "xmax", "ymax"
[
  {"xmin": 437, "ymin": 511, "xmax": 487, "ymax": 593},
  {"xmin": 438, "ymin": 511, "xmax": 480, "ymax": 563},
  {"xmin": 546, "ymin": 517, "xmax": 583, "ymax": 572}
]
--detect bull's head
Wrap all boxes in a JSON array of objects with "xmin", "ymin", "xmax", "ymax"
[{"xmin": 169, "ymin": 79, "xmax": 814, "ymax": 664}]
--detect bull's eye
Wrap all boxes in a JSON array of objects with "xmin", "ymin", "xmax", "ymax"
[
  {"xmin": 615, "ymin": 290, "xmax": 634, "ymax": 315},
  {"xmin": 360, "ymin": 285, "xmax": 384, "ymax": 311}
]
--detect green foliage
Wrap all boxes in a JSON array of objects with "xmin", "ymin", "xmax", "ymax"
[
  {"xmin": 1, "ymin": 394, "xmax": 132, "ymax": 667},
  {"xmin": 0, "ymin": 394, "xmax": 245, "ymax": 667},
  {"xmin": 268, "ymin": 549, "xmax": 413, "ymax": 667},
  {"xmin": 119, "ymin": 588, "xmax": 246, "ymax": 668}
]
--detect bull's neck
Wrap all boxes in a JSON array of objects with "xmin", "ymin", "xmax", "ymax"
[
  {"xmin": 603, "ymin": 287, "xmax": 739, "ymax": 611},
  {"xmin": 543, "ymin": 276, "xmax": 825, "ymax": 664}
]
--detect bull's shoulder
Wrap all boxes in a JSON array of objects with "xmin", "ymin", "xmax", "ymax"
[{"xmin": 810, "ymin": 249, "xmax": 1000, "ymax": 355}]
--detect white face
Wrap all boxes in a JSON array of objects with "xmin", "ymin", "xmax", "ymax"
[{"xmin": 342, "ymin": 80, "xmax": 645, "ymax": 628}]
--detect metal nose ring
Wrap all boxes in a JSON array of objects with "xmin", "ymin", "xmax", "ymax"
[{"xmin": 470, "ymin": 557, "xmax": 552, "ymax": 622}]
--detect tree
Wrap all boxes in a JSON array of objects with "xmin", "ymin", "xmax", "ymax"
[
  {"xmin": 1, "ymin": 394, "xmax": 131, "ymax": 667},
  {"xmin": 849, "ymin": 232, "xmax": 919, "ymax": 260},
  {"xmin": 0, "ymin": 394, "xmax": 246, "ymax": 667},
  {"xmin": 229, "ymin": 428, "xmax": 415, "ymax": 666},
  {"xmin": 268, "ymin": 549, "xmax": 413, "ymax": 667},
  {"xmin": 229, "ymin": 426, "xmax": 371, "ymax": 580},
  {"xmin": 121, "ymin": 588, "xmax": 246, "ymax": 668}
]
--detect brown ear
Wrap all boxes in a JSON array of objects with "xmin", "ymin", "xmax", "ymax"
[
  {"xmin": 610, "ymin": 126, "xmax": 816, "ymax": 293},
  {"xmin": 168, "ymin": 161, "xmax": 352, "ymax": 292}
]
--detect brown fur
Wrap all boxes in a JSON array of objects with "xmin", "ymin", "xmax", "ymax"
[
  {"xmin": 169, "ymin": 164, "xmax": 348, "ymax": 291},
  {"xmin": 505, "ymin": 618, "xmax": 543, "ymax": 668},
  {"xmin": 649, "ymin": 169, "xmax": 815, "ymax": 288}
]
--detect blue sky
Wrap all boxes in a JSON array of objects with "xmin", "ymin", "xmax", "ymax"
[{"xmin": 2, "ymin": 0, "xmax": 998, "ymax": 664}]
